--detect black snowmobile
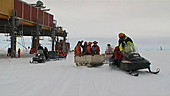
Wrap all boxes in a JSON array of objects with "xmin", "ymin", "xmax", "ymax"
[
  {"xmin": 109, "ymin": 52, "xmax": 160, "ymax": 76},
  {"xmin": 30, "ymin": 53, "xmax": 45, "ymax": 63}
]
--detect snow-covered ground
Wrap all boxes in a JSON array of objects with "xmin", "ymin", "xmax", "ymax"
[{"xmin": 0, "ymin": 51, "xmax": 170, "ymax": 96}]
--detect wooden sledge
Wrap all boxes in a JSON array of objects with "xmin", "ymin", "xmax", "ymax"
[{"xmin": 74, "ymin": 54, "xmax": 105, "ymax": 67}]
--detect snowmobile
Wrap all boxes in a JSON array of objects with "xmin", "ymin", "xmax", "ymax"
[
  {"xmin": 30, "ymin": 53, "xmax": 45, "ymax": 63},
  {"xmin": 109, "ymin": 52, "xmax": 160, "ymax": 76},
  {"xmin": 74, "ymin": 54, "xmax": 105, "ymax": 67}
]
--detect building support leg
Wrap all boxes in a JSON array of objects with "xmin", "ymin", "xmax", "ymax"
[
  {"xmin": 51, "ymin": 24, "xmax": 56, "ymax": 51},
  {"xmin": 11, "ymin": 10, "xmax": 17, "ymax": 58}
]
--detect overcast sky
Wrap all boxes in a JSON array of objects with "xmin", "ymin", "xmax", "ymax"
[
  {"xmin": 21, "ymin": 0, "xmax": 170, "ymax": 49},
  {"xmin": 1, "ymin": 0, "xmax": 170, "ymax": 51}
]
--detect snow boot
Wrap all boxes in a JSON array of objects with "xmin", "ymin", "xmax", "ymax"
[{"xmin": 114, "ymin": 60, "xmax": 119, "ymax": 67}]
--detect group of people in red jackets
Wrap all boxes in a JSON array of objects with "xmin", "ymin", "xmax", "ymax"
[
  {"xmin": 74, "ymin": 40, "xmax": 100, "ymax": 57},
  {"xmin": 55, "ymin": 40, "xmax": 68, "ymax": 58}
]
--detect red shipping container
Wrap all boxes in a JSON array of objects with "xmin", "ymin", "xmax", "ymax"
[
  {"xmin": 49, "ymin": 14, "xmax": 53, "ymax": 27},
  {"xmin": 24, "ymin": 3, "xmax": 30, "ymax": 21},
  {"xmin": 44, "ymin": 12, "xmax": 49, "ymax": 26},
  {"xmin": 38, "ymin": 10, "xmax": 43, "ymax": 25},
  {"xmin": 14, "ymin": 0, "xmax": 22, "ymax": 18},
  {"xmin": 31, "ymin": 7, "xmax": 37, "ymax": 23}
]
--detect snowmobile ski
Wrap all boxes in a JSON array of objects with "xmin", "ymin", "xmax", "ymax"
[
  {"xmin": 148, "ymin": 68, "xmax": 160, "ymax": 74},
  {"xmin": 30, "ymin": 60, "xmax": 38, "ymax": 64}
]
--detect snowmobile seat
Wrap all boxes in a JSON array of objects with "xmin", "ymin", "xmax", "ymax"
[{"xmin": 120, "ymin": 53, "xmax": 151, "ymax": 71}]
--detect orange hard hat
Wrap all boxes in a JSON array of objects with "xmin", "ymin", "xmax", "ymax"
[
  {"xmin": 93, "ymin": 41, "xmax": 98, "ymax": 44},
  {"xmin": 118, "ymin": 33, "xmax": 125, "ymax": 38},
  {"xmin": 88, "ymin": 42, "xmax": 92, "ymax": 45}
]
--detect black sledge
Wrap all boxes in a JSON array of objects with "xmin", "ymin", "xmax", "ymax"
[{"xmin": 110, "ymin": 52, "xmax": 160, "ymax": 76}]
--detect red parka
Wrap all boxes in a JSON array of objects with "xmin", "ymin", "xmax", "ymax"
[
  {"xmin": 74, "ymin": 45, "xmax": 81, "ymax": 56},
  {"xmin": 114, "ymin": 46, "xmax": 123, "ymax": 60},
  {"xmin": 86, "ymin": 45, "xmax": 92, "ymax": 55},
  {"xmin": 92, "ymin": 45, "xmax": 100, "ymax": 55}
]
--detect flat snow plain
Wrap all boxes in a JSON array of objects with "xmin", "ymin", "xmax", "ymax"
[{"xmin": 0, "ymin": 51, "xmax": 170, "ymax": 96}]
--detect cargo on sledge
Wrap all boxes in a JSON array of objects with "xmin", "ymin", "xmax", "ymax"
[{"xmin": 74, "ymin": 54, "xmax": 105, "ymax": 67}]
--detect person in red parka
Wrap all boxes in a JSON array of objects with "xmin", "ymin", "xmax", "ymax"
[
  {"xmin": 92, "ymin": 41, "xmax": 100, "ymax": 55},
  {"xmin": 85, "ymin": 42, "xmax": 93, "ymax": 55},
  {"xmin": 114, "ymin": 46, "xmax": 123, "ymax": 67},
  {"xmin": 74, "ymin": 41, "xmax": 82, "ymax": 57},
  {"xmin": 18, "ymin": 48, "xmax": 21, "ymax": 58}
]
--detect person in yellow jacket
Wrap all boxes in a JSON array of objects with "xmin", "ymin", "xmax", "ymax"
[{"xmin": 118, "ymin": 33, "xmax": 135, "ymax": 55}]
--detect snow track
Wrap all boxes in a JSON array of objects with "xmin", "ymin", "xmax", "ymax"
[{"xmin": 0, "ymin": 51, "xmax": 170, "ymax": 96}]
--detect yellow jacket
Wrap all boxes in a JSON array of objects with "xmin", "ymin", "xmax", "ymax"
[{"xmin": 119, "ymin": 36, "xmax": 135, "ymax": 53}]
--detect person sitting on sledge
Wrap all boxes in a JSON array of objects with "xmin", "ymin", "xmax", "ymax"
[
  {"xmin": 82, "ymin": 41, "xmax": 88, "ymax": 55},
  {"xmin": 118, "ymin": 33, "xmax": 136, "ymax": 57},
  {"xmin": 85, "ymin": 42, "xmax": 93, "ymax": 55},
  {"xmin": 92, "ymin": 41, "xmax": 100, "ymax": 55},
  {"xmin": 78, "ymin": 40, "xmax": 87, "ymax": 55},
  {"xmin": 74, "ymin": 41, "xmax": 82, "ymax": 57},
  {"xmin": 105, "ymin": 44, "xmax": 114, "ymax": 55},
  {"xmin": 105, "ymin": 44, "xmax": 114, "ymax": 63}
]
